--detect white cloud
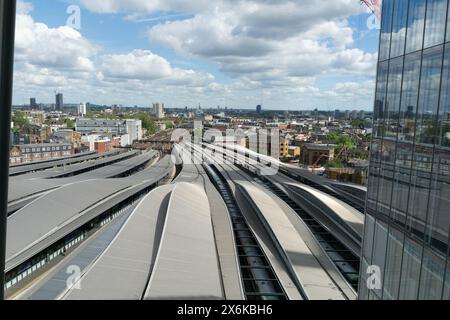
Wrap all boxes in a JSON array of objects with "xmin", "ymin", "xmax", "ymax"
[
  {"xmin": 101, "ymin": 50, "xmax": 172, "ymax": 80},
  {"xmin": 79, "ymin": 0, "xmax": 211, "ymax": 14},
  {"xmin": 17, "ymin": 0, "xmax": 33, "ymax": 15},
  {"xmin": 100, "ymin": 49, "xmax": 215, "ymax": 87},
  {"xmin": 15, "ymin": 13, "xmax": 97, "ymax": 72},
  {"xmin": 148, "ymin": 0, "xmax": 375, "ymax": 88},
  {"xmin": 13, "ymin": 0, "xmax": 377, "ymax": 109}
]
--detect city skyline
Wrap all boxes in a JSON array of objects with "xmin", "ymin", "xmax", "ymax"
[{"xmin": 12, "ymin": 0, "xmax": 379, "ymax": 110}]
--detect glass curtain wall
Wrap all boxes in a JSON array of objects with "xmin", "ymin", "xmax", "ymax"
[{"xmin": 361, "ymin": 0, "xmax": 450, "ymax": 300}]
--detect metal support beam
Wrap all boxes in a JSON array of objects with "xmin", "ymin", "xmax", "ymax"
[{"xmin": 0, "ymin": 0, "xmax": 17, "ymax": 300}]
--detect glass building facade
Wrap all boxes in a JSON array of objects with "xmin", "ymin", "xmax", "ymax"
[{"xmin": 360, "ymin": 0, "xmax": 450, "ymax": 300}]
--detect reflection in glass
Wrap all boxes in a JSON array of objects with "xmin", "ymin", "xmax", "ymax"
[
  {"xmin": 359, "ymin": 258, "xmax": 370, "ymax": 300},
  {"xmin": 399, "ymin": 237, "xmax": 423, "ymax": 299},
  {"xmin": 363, "ymin": 215, "xmax": 376, "ymax": 262},
  {"xmin": 390, "ymin": 0, "xmax": 408, "ymax": 58},
  {"xmin": 385, "ymin": 57, "xmax": 403, "ymax": 139},
  {"xmin": 416, "ymin": 45, "xmax": 443, "ymax": 145},
  {"xmin": 443, "ymin": 262, "xmax": 450, "ymax": 299},
  {"xmin": 424, "ymin": 0, "xmax": 448, "ymax": 48},
  {"xmin": 367, "ymin": 139, "xmax": 381, "ymax": 214},
  {"xmin": 407, "ymin": 46, "xmax": 443, "ymax": 237},
  {"xmin": 380, "ymin": 0, "xmax": 394, "ymax": 61},
  {"xmin": 377, "ymin": 142, "xmax": 395, "ymax": 216},
  {"xmin": 378, "ymin": 56, "xmax": 400, "ymax": 217},
  {"xmin": 382, "ymin": 227, "xmax": 404, "ymax": 299},
  {"xmin": 374, "ymin": 61, "xmax": 389, "ymax": 132},
  {"xmin": 371, "ymin": 221, "xmax": 388, "ymax": 298},
  {"xmin": 399, "ymin": 52, "xmax": 422, "ymax": 143},
  {"xmin": 447, "ymin": 0, "xmax": 450, "ymax": 42},
  {"xmin": 418, "ymin": 248, "xmax": 445, "ymax": 299},
  {"xmin": 438, "ymin": 43, "xmax": 450, "ymax": 148},
  {"xmin": 364, "ymin": 0, "xmax": 450, "ymax": 301},
  {"xmin": 425, "ymin": 43, "xmax": 450, "ymax": 254},
  {"xmin": 405, "ymin": 0, "xmax": 426, "ymax": 53}
]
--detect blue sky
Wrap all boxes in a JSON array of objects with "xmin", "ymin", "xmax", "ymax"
[{"xmin": 13, "ymin": 0, "xmax": 380, "ymax": 110}]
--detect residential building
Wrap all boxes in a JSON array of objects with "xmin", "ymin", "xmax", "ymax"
[
  {"xmin": 53, "ymin": 129, "xmax": 82, "ymax": 146},
  {"xmin": 81, "ymin": 134, "xmax": 111, "ymax": 152},
  {"xmin": 153, "ymin": 102, "xmax": 165, "ymax": 119},
  {"xmin": 94, "ymin": 139, "xmax": 111, "ymax": 154},
  {"xmin": 125, "ymin": 119, "xmax": 143, "ymax": 145},
  {"xmin": 78, "ymin": 103, "xmax": 87, "ymax": 117},
  {"xmin": 280, "ymin": 139, "xmax": 289, "ymax": 158},
  {"xmin": 24, "ymin": 110, "xmax": 45, "ymax": 125},
  {"xmin": 288, "ymin": 146, "xmax": 301, "ymax": 158},
  {"xmin": 9, "ymin": 143, "xmax": 74, "ymax": 164}
]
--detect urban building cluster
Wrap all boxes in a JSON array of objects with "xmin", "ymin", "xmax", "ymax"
[
  {"xmin": 196, "ymin": 105, "xmax": 372, "ymax": 185},
  {"xmin": 9, "ymin": 94, "xmax": 148, "ymax": 164}
]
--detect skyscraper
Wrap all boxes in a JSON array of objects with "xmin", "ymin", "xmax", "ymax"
[
  {"xmin": 360, "ymin": 0, "xmax": 450, "ymax": 300},
  {"xmin": 153, "ymin": 102, "xmax": 164, "ymax": 119},
  {"xmin": 256, "ymin": 105, "xmax": 262, "ymax": 114},
  {"xmin": 55, "ymin": 93, "xmax": 63, "ymax": 111},
  {"xmin": 30, "ymin": 97, "xmax": 36, "ymax": 109}
]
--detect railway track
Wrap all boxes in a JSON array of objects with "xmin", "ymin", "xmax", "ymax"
[{"xmin": 203, "ymin": 164, "xmax": 289, "ymax": 300}]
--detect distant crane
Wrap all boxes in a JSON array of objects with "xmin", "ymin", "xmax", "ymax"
[{"xmin": 361, "ymin": 0, "xmax": 381, "ymax": 20}]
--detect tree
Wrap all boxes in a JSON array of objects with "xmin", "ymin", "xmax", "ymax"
[
  {"xmin": 64, "ymin": 118, "xmax": 75, "ymax": 128},
  {"xmin": 165, "ymin": 121, "xmax": 174, "ymax": 129},
  {"xmin": 139, "ymin": 113, "xmax": 158, "ymax": 135},
  {"xmin": 12, "ymin": 111, "xmax": 29, "ymax": 131},
  {"xmin": 86, "ymin": 110, "xmax": 97, "ymax": 118},
  {"xmin": 327, "ymin": 132, "xmax": 339, "ymax": 142},
  {"xmin": 351, "ymin": 119, "xmax": 371, "ymax": 128},
  {"xmin": 325, "ymin": 159, "xmax": 344, "ymax": 168},
  {"xmin": 327, "ymin": 133, "xmax": 355, "ymax": 162}
]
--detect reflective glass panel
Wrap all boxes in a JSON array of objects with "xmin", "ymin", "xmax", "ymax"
[
  {"xmin": 406, "ymin": 0, "xmax": 427, "ymax": 53},
  {"xmin": 390, "ymin": 0, "xmax": 409, "ymax": 58},
  {"xmin": 380, "ymin": 0, "xmax": 394, "ymax": 61},
  {"xmin": 424, "ymin": 0, "xmax": 448, "ymax": 48},
  {"xmin": 399, "ymin": 237, "xmax": 423, "ymax": 299}
]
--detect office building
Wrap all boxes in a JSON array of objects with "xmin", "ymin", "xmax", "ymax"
[
  {"xmin": 76, "ymin": 119, "xmax": 128, "ymax": 136},
  {"xmin": 30, "ymin": 98, "xmax": 36, "ymax": 109},
  {"xmin": 256, "ymin": 105, "xmax": 262, "ymax": 114},
  {"xmin": 360, "ymin": 0, "xmax": 450, "ymax": 300},
  {"xmin": 75, "ymin": 118, "xmax": 142, "ymax": 146},
  {"xmin": 55, "ymin": 93, "xmax": 63, "ymax": 111}
]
